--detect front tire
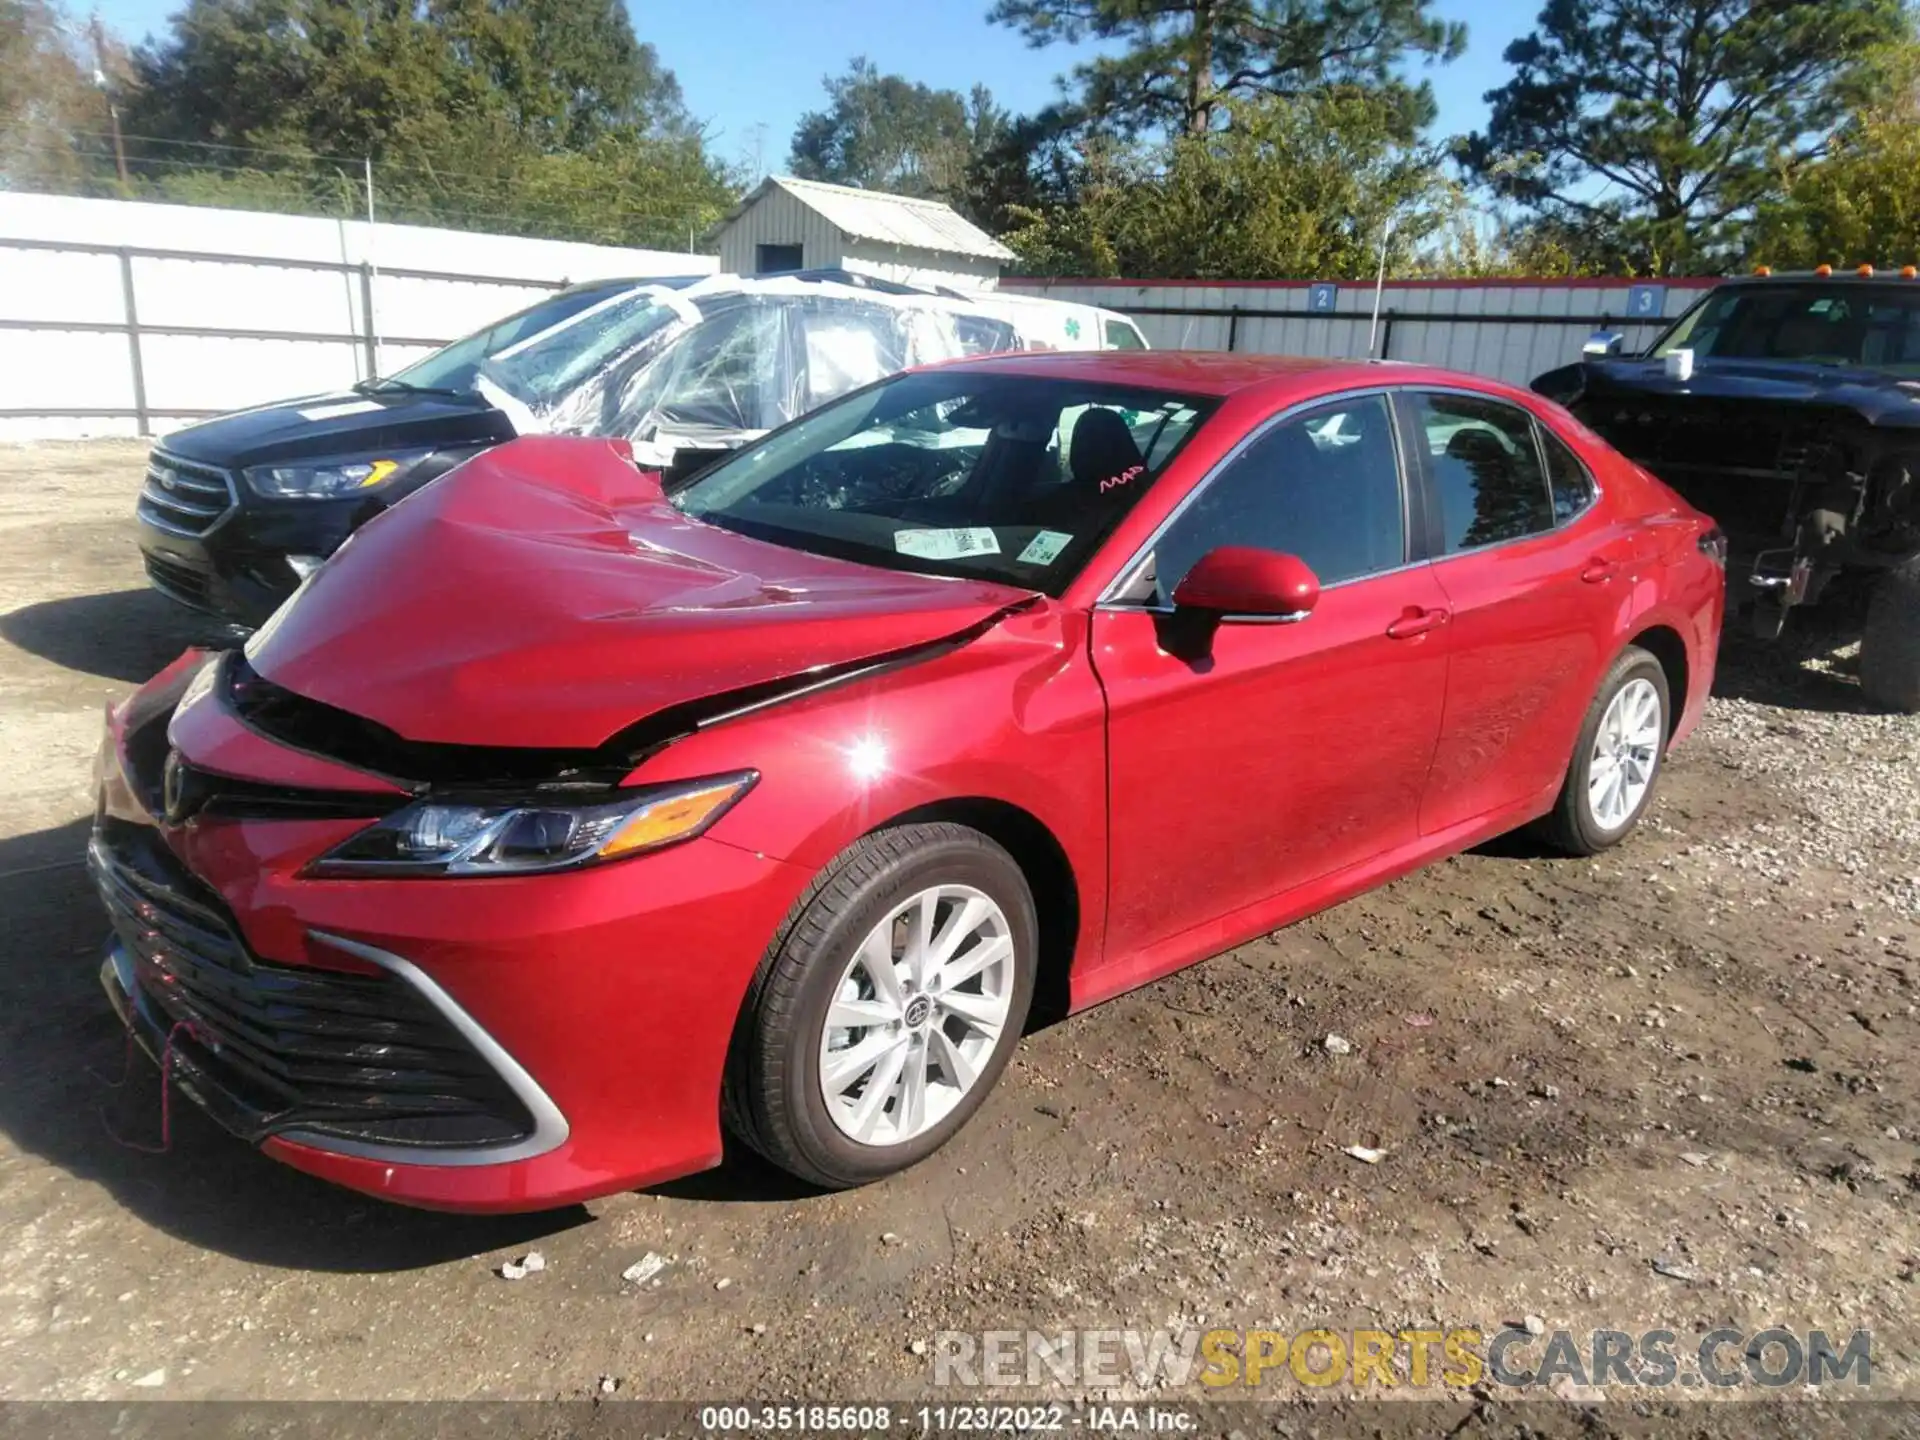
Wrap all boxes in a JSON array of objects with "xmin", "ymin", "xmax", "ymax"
[
  {"xmin": 1862, "ymin": 558, "xmax": 1920, "ymax": 714},
  {"xmin": 725, "ymin": 822, "xmax": 1036, "ymax": 1189},
  {"xmin": 1541, "ymin": 645, "xmax": 1671, "ymax": 856}
]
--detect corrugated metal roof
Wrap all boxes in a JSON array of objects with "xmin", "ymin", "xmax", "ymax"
[{"xmin": 715, "ymin": 176, "xmax": 1015, "ymax": 263}]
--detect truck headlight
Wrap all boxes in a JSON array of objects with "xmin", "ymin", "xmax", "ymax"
[
  {"xmin": 244, "ymin": 451, "xmax": 432, "ymax": 500},
  {"xmin": 308, "ymin": 773, "xmax": 757, "ymax": 877}
]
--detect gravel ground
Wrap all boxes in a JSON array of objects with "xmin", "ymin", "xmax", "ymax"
[{"xmin": 1, "ymin": 440, "xmax": 1918, "ymax": 1432}]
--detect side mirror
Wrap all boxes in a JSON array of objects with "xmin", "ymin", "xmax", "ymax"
[
  {"xmin": 1582, "ymin": 330, "xmax": 1626, "ymax": 358},
  {"xmin": 1172, "ymin": 547, "xmax": 1320, "ymax": 621}
]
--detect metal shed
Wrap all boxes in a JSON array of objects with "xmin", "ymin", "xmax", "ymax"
[{"xmin": 712, "ymin": 176, "xmax": 1013, "ymax": 292}]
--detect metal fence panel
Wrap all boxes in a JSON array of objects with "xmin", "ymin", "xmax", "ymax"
[{"xmin": 1003, "ymin": 277, "xmax": 1717, "ymax": 389}]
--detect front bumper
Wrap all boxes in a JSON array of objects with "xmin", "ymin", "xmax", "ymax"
[
  {"xmin": 137, "ymin": 492, "xmax": 362, "ymax": 630},
  {"xmin": 91, "ymin": 674, "xmax": 810, "ymax": 1212}
]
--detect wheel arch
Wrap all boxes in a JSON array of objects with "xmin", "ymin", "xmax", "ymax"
[
  {"xmin": 1624, "ymin": 622, "xmax": 1690, "ymax": 738},
  {"xmin": 875, "ymin": 796, "xmax": 1080, "ymax": 1030}
]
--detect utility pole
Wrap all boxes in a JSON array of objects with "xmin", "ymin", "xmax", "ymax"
[
  {"xmin": 90, "ymin": 16, "xmax": 129, "ymax": 186},
  {"xmin": 363, "ymin": 157, "xmax": 381, "ymax": 377},
  {"xmin": 1367, "ymin": 214, "xmax": 1397, "ymax": 359}
]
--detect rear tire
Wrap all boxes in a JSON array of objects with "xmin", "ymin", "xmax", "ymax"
[
  {"xmin": 1861, "ymin": 558, "xmax": 1920, "ymax": 714},
  {"xmin": 1541, "ymin": 646, "xmax": 1671, "ymax": 856},
  {"xmin": 724, "ymin": 822, "xmax": 1036, "ymax": 1189}
]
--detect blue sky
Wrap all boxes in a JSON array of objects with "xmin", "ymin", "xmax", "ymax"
[{"xmin": 87, "ymin": 0, "xmax": 1538, "ymax": 173}]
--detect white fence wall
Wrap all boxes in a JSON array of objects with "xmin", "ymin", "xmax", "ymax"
[
  {"xmin": 1001, "ymin": 277, "xmax": 1721, "ymax": 388},
  {"xmin": 0, "ymin": 192, "xmax": 718, "ymax": 440}
]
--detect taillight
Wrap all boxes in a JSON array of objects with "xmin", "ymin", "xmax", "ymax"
[{"xmin": 1698, "ymin": 526, "xmax": 1728, "ymax": 567}]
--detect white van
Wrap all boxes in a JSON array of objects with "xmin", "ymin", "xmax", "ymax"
[{"xmin": 962, "ymin": 291, "xmax": 1150, "ymax": 351}]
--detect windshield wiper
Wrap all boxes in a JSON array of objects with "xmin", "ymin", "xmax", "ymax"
[{"xmin": 351, "ymin": 378, "xmax": 472, "ymax": 398}]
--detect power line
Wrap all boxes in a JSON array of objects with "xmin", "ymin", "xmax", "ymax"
[
  {"xmin": 1, "ymin": 131, "xmax": 726, "ymax": 232},
  {"xmin": 5, "ymin": 116, "xmax": 720, "ymax": 192}
]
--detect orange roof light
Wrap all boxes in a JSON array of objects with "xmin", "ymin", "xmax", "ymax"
[
  {"xmin": 1815, "ymin": 263, "xmax": 1834, "ymax": 277},
  {"xmin": 1859, "ymin": 264, "xmax": 1877, "ymax": 277},
  {"xmin": 1903, "ymin": 266, "xmax": 1917, "ymax": 279},
  {"xmin": 1753, "ymin": 264, "xmax": 1772, "ymax": 276}
]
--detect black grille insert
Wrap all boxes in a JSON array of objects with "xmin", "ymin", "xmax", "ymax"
[
  {"xmin": 91, "ymin": 820, "xmax": 535, "ymax": 1149},
  {"xmin": 137, "ymin": 451, "xmax": 236, "ymax": 538}
]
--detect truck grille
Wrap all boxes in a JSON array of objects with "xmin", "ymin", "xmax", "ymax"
[
  {"xmin": 137, "ymin": 451, "xmax": 236, "ymax": 538},
  {"xmin": 90, "ymin": 820, "xmax": 536, "ymax": 1150}
]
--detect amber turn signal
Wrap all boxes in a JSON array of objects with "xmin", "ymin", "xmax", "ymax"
[{"xmin": 598, "ymin": 776, "xmax": 758, "ymax": 859}]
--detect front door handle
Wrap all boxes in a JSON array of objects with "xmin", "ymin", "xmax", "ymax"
[
  {"xmin": 1581, "ymin": 557, "xmax": 1620, "ymax": 584},
  {"xmin": 1386, "ymin": 606, "xmax": 1449, "ymax": 640}
]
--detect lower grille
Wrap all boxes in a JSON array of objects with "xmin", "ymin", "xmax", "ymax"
[
  {"xmin": 90, "ymin": 820, "xmax": 535, "ymax": 1149},
  {"xmin": 142, "ymin": 552, "xmax": 216, "ymax": 609}
]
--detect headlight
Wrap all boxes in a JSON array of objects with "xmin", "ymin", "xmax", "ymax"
[
  {"xmin": 244, "ymin": 451, "xmax": 432, "ymax": 500},
  {"xmin": 308, "ymin": 772, "xmax": 757, "ymax": 877}
]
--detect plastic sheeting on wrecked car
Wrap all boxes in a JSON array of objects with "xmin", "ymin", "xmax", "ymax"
[{"xmin": 474, "ymin": 275, "xmax": 1020, "ymax": 465}]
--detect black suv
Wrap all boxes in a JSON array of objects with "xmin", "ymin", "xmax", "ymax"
[
  {"xmin": 137, "ymin": 275, "xmax": 659, "ymax": 628},
  {"xmin": 136, "ymin": 271, "xmax": 1017, "ymax": 629},
  {"xmin": 1534, "ymin": 270, "xmax": 1920, "ymax": 711}
]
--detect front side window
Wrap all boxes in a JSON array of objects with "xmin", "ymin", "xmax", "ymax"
[
  {"xmin": 1105, "ymin": 318, "xmax": 1148, "ymax": 350},
  {"xmin": 1146, "ymin": 394, "xmax": 1405, "ymax": 602},
  {"xmin": 800, "ymin": 307, "xmax": 906, "ymax": 411},
  {"xmin": 674, "ymin": 372, "xmax": 1215, "ymax": 596},
  {"xmin": 650, "ymin": 307, "xmax": 788, "ymax": 432},
  {"xmin": 1412, "ymin": 392, "xmax": 1554, "ymax": 554}
]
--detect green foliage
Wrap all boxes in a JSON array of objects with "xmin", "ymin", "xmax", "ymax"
[
  {"xmin": 1002, "ymin": 89, "xmax": 1457, "ymax": 279},
  {"xmin": 789, "ymin": 57, "xmax": 1009, "ymax": 207},
  {"xmin": 1420, "ymin": 211, "xmax": 1607, "ymax": 279},
  {"xmin": 1464, "ymin": 0, "xmax": 1908, "ymax": 275},
  {"xmin": 1749, "ymin": 41, "xmax": 1920, "ymax": 269},
  {"xmin": 99, "ymin": 0, "xmax": 737, "ymax": 247},
  {"xmin": 989, "ymin": 0, "xmax": 1463, "ymax": 137},
  {"xmin": 0, "ymin": 0, "xmax": 130, "ymax": 191}
]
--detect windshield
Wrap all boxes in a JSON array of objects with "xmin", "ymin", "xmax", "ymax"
[
  {"xmin": 479, "ymin": 286, "xmax": 691, "ymax": 415},
  {"xmin": 378, "ymin": 280, "xmax": 645, "ymax": 393},
  {"xmin": 672, "ymin": 370, "xmax": 1215, "ymax": 595},
  {"xmin": 1653, "ymin": 284, "xmax": 1920, "ymax": 371}
]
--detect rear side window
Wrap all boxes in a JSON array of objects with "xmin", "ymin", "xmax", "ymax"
[
  {"xmin": 1541, "ymin": 427, "xmax": 1597, "ymax": 522},
  {"xmin": 1105, "ymin": 318, "xmax": 1147, "ymax": 350},
  {"xmin": 1411, "ymin": 392, "xmax": 1554, "ymax": 553}
]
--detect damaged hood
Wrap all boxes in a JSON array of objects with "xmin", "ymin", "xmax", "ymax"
[{"xmin": 243, "ymin": 436, "xmax": 1037, "ymax": 749}]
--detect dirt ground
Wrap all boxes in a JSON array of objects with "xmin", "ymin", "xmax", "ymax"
[{"xmin": 1, "ymin": 440, "xmax": 1918, "ymax": 1428}]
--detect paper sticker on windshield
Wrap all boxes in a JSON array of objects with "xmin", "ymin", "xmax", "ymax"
[
  {"xmin": 1017, "ymin": 530, "xmax": 1073, "ymax": 566},
  {"xmin": 895, "ymin": 527, "xmax": 1001, "ymax": 560},
  {"xmin": 295, "ymin": 399, "xmax": 384, "ymax": 422}
]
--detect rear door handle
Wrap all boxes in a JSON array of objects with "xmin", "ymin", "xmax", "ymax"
[
  {"xmin": 1581, "ymin": 558, "xmax": 1620, "ymax": 584},
  {"xmin": 1386, "ymin": 606, "xmax": 1449, "ymax": 640}
]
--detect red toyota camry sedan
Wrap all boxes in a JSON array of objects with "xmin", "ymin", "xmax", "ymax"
[{"xmin": 90, "ymin": 352, "xmax": 1725, "ymax": 1211}]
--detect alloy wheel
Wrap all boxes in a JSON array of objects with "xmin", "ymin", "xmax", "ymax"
[
  {"xmin": 817, "ymin": 884, "xmax": 1016, "ymax": 1147},
  {"xmin": 1587, "ymin": 676, "xmax": 1663, "ymax": 830}
]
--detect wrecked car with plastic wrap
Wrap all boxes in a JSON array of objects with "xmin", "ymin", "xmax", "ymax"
[
  {"xmin": 1534, "ymin": 270, "xmax": 1920, "ymax": 711},
  {"xmin": 133, "ymin": 271, "xmax": 1022, "ymax": 629}
]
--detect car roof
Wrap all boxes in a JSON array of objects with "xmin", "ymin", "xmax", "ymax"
[{"xmin": 939, "ymin": 349, "xmax": 1487, "ymax": 399}]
